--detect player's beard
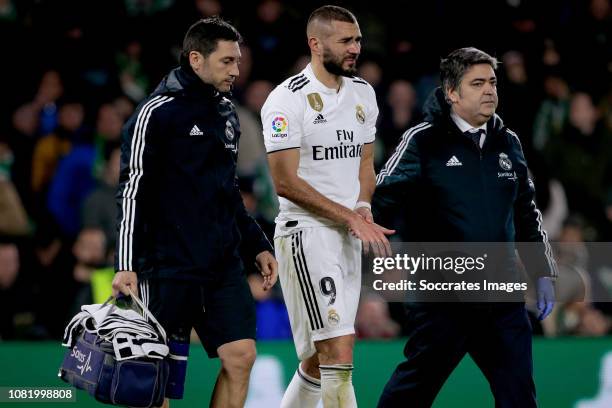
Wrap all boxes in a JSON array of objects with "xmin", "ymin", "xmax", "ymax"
[{"xmin": 322, "ymin": 49, "xmax": 357, "ymax": 77}]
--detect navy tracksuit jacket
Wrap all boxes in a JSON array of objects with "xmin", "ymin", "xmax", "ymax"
[
  {"xmin": 373, "ymin": 88, "xmax": 557, "ymax": 407},
  {"xmin": 115, "ymin": 65, "xmax": 271, "ymax": 281}
]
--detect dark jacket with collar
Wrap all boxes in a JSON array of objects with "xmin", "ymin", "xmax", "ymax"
[
  {"xmin": 373, "ymin": 88, "xmax": 557, "ymax": 280},
  {"xmin": 115, "ymin": 64, "xmax": 272, "ymax": 281}
]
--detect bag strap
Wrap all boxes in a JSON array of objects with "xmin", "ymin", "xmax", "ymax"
[
  {"xmin": 101, "ymin": 295, "xmax": 115, "ymax": 309},
  {"xmin": 127, "ymin": 288, "xmax": 167, "ymax": 343}
]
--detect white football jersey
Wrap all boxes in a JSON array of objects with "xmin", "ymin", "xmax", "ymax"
[{"xmin": 261, "ymin": 63, "xmax": 378, "ymax": 230}]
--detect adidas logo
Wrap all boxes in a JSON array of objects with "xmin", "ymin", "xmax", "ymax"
[
  {"xmin": 189, "ymin": 125, "xmax": 204, "ymax": 136},
  {"xmin": 446, "ymin": 156, "xmax": 462, "ymax": 167},
  {"xmin": 313, "ymin": 114, "xmax": 327, "ymax": 124}
]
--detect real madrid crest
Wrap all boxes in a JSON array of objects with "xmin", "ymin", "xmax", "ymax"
[
  {"xmin": 307, "ymin": 93, "xmax": 324, "ymax": 112},
  {"xmin": 225, "ymin": 120, "xmax": 235, "ymax": 141},
  {"xmin": 355, "ymin": 104, "xmax": 365, "ymax": 124},
  {"xmin": 328, "ymin": 309, "xmax": 340, "ymax": 326},
  {"xmin": 498, "ymin": 152, "xmax": 512, "ymax": 170}
]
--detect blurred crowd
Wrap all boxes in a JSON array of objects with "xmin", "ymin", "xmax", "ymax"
[{"xmin": 1, "ymin": 0, "xmax": 612, "ymax": 341}]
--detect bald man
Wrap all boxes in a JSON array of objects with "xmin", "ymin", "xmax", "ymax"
[{"xmin": 261, "ymin": 5, "xmax": 392, "ymax": 408}]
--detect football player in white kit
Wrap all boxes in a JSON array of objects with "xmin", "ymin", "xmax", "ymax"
[{"xmin": 261, "ymin": 5, "xmax": 394, "ymax": 408}]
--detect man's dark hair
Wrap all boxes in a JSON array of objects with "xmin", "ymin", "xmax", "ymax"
[
  {"xmin": 307, "ymin": 5, "xmax": 357, "ymax": 28},
  {"xmin": 440, "ymin": 47, "xmax": 498, "ymax": 95},
  {"xmin": 181, "ymin": 17, "xmax": 242, "ymax": 64}
]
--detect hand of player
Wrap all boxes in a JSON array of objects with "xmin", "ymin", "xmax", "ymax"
[
  {"xmin": 112, "ymin": 271, "xmax": 138, "ymax": 298},
  {"xmin": 355, "ymin": 206, "xmax": 374, "ymax": 223},
  {"xmin": 255, "ymin": 250, "xmax": 278, "ymax": 291},
  {"xmin": 347, "ymin": 213, "xmax": 395, "ymax": 257},
  {"xmin": 536, "ymin": 277, "xmax": 555, "ymax": 321}
]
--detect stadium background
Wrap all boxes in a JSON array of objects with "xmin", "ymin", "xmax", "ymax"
[{"xmin": 0, "ymin": 0, "xmax": 611, "ymax": 406}]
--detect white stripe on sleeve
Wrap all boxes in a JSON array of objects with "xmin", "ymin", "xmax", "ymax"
[
  {"xmin": 118, "ymin": 96, "xmax": 174, "ymax": 271},
  {"xmin": 376, "ymin": 122, "xmax": 431, "ymax": 185}
]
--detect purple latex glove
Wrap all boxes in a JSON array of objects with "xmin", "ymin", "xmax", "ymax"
[{"xmin": 536, "ymin": 277, "xmax": 555, "ymax": 321}]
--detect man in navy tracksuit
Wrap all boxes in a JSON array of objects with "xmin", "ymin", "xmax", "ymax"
[
  {"xmin": 373, "ymin": 48, "xmax": 557, "ymax": 407},
  {"xmin": 111, "ymin": 18, "xmax": 277, "ymax": 408}
]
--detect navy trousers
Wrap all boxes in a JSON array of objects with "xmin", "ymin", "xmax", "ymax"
[{"xmin": 378, "ymin": 303, "xmax": 536, "ymax": 408}]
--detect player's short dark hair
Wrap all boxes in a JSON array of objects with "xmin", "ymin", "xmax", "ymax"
[
  {"xmin": 181, "ymin": 17, "xmax": 242, "ymax": 63},
  {"xmin": 440, "ymin": 47, "xmax": 498, "ymax": 95},
  {"xmin": 307, "ymin": 5, "xmax": 357, "ymax": 27}
]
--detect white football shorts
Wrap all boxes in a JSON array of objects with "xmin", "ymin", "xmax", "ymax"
[{"xmin": 274, "ymin": 225, "xmax": 362, "ymax": 360}]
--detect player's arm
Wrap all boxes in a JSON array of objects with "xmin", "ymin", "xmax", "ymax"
[
  {"xmin": 268, "ymin": 148, "xmax": 358, "ymax": 225},
  {"xmin": 356, "ymin": 143, "xmax": 376, "ymax": 222},
  {"xmin": 262, "ymin": 89, "xmax": 356, "ymax": 225},
  {"xmin": 267, "ymin": 149, "xmax": 393, "ymax": 256},
  {"xmin": 356, "ymin": 86, "xmax": 379, "ymax": 223}
]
